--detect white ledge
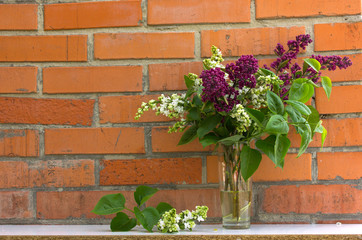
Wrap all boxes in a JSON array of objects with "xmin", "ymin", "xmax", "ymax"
[{"xmin": 0, "ymin": 224, "xmax": 361, "ymax": 236}]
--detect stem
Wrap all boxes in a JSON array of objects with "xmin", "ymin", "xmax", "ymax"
[{"xmin": 124, "ymin": 207, "xmax": 134, "ymax": 214}]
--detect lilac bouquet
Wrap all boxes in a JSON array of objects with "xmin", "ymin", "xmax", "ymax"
[{"xmin": 136, "ymin": 34, "xmax": 352, "ymax": 183}]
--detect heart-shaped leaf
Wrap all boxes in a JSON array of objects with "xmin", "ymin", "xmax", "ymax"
[
  {"xmin": 274, "ymin": 134, "xmax": 291, "ymax": 168},
  {"xmin": 110, "ymin": 212, "xmax": 137, "ymax": 232},
  {"xmin": 178, "ymin": 125, "xmax": 198, "ymax": 145},
  {"xmin": 265, "ymin": 115, "xmax": 289, "ymax": 135},
  {"xmin": 240, "ymin": 145, "xmax": 262, "ymax": 181},
  {"xmin": 321, "ymin": 76, "xmax": 332, "ymax": 99},
  {"xmin": 285, "ymin": 100, "xmax": 311, "ymax": 116},
  {"xmin": 156, "ymin": 202, "xmax": 173, "ymax": 217},
  {"xmin": 91, "ymin": 193, "xmax": 125, "ymax": 215},
  {"xmin": 134, "ymin": 186, "xmax": 158, "ymax": 207},
  {"xmin": 134, "ymin": 207, "xmax": 160, "ymax": 232},
  {"xmin": 197, "ymin": 114, "xmax": 223, "ymax": 138},
  {"xmin": 267, "ymin": 90, "xmax": 284, "ymax": 115},
  {"xmin": 256, "ymin": 135, "xmax": 277, "ymax": 165}
]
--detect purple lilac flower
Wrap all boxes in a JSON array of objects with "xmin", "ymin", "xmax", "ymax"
[
  {"xmin": 274, "ymin": 43, "xmax": 285, "ymax": 56},
  {"xmin": 296, "ymin": 34, "xmax": 313, "ymax": 50},
  {"xmin": 199, "ymin": 68, "xmax": 239, "ymax": 112},
  {"xmin": 311, "ymin": 55, "xmax": 353, "ymax": 71},
  {"xmin": 225, "ymin": 55, "xmax": 259, "ymax": 89},
  {"xmin": 291, "ymin": 63, "xmax": 301, "ymax": 75}
]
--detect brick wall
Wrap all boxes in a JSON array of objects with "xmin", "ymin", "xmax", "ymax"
[{"xmin": 0, "ymin": 0, "xmax": 360, "ymax": 224}]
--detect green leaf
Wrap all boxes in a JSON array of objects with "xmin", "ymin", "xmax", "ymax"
[
  {"xmin": 134, "ymin": 186, "xmax": 158, "ymax": 207},
  {"xmin": 134, "ymin": 207, "xmax": 160, "ymax": 232},
  {"xmin": 91, "ymin": 193, "xmax": 125, "ymax": 215},
  {"xmin": 255, "ymin": 135, "xmax": 276, "ymax": 165},
  {"xmin": 259, "ymin": 68, "xmax": 276, "ymax": 76},
  {"xmin": 297, "ymin": 130, "xmax": 312, "ymax": 157},
  {"xmin": 303, "ymin": 58, "xmax": 321, "ymax": 72},
  {"xmin": 200, "ymin": 133, "xmax": 219, "ymax": 147},
  {"xmin": 277, "ymin": 60, "xmax": 290, "ymax": 72},
  {"xmin": 274, "ymin": 135, "xmax": 291, "ymax": 168},
  {"xmin": 187, "ymin": 107, "xmax": 201, "ymax": 121},
  {"xmin": 285, "ymin": 100, "xmax": 311, "ymax": 116},
  {"xmin": 321, "ymin": 76, "xmax": 332, "ymax": 99},
  {"xmin": 289, "ymin": 78, "xmax": 315, "ymax": 103},
  {"xmin": 110, "ymin": 212, "xmax": 137, "ymax": 232},
  {"xmin": 184, "ymin": 75, "xmax": 194, "ymax": 89},
  {"xmin": 245, "ymin": 108, "xmax": 264, "ymax": 127},
  {"xmin": 265, "ymin": 115, "xmax": 289, "ymax": 135},
  {"xmin": 321, "ymin": 126, "xmax": 327, "ymax": 149},
  {"xmin": 214, "ymin": 126, "xmax": 229, "ymax": 138},
  {"xmin": 197, "ymin": 114, "xmax": 223, "ymax": 138},
  {"xmin": 178, "ymin": 125, "xmax": 198, "ymax": 145},
  {"xmin": 156, "ymin": 202, "xmax": 173, "ymax": 217},
  {"xmin": 193, "ymin": 94, "xmax": 203, "ymax": 107},
  {"xmin": 267, "ymin": 90, "xmax": 284, "ymax": 115},
  {"xmin": 218, "ymin": 135, "xmax": 243, "ymax": 146},
  {"xmin": 240, "ymin": 145, "xmax": 262, "ymax": 181},
  {"xmin": 306, "ymin": 105, "xmax": 320, "ymax": 136}
]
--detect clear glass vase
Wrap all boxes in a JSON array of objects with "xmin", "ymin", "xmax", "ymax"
[{"xmin": 219, "ymin": 143, "xmax": 252, "ymax": 229}]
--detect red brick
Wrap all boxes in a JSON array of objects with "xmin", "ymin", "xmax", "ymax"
[
  {"xmin": 148, "ymin": 0, "xmax": 250, "ymax": 25},
  {"xmin": 43, "ymin": 66, "xmax": 142, "ymax": 93},
  {"xmin": 149, "ymin": 62, "xmax": 203, "ymax": 91},
  {"xmin": 317, "ymin": 152, "xmax": 362, "ymax": 180},
  {"xmin": 0, "ymin": 192, "xmax": 32, "ymax": 219},
  {"xmin": 0, "ymin": 67, "xmax": 37, "ymax": 93},
  {"xmin": 0, "ymin": 97, "xmax": 94, "ymax": 126},
  {"xmin": 94, "ymin": 32, "xmax": 194, "ymax": 59},
  {"xmin": 0, "ymin": 35, "xmax": 87, "ymax": 62},
  {"xmin": 206, "ymin": 156, "xmax": 219, "ymax": 184},
  {"xmin": 322, "ymin": 54, "xmax": 362, "ymax": 82},
  {"xmin": 45, "ymin": 127, "xmax": 145, "ymax": 155},
  {"xmin": 100, "ymin": 158, "xmax": 202, "ymax": 185},
  {"xmin": 0, "ymin": 4, "xmax": 37, "ymax": 30},
  {"xmin": 201, "ymin": 26, "xmax": 305, "ymax": 57},
  {"xmin": 0, "ymin": 129, "xmax": 39, "ymax": 157},
  {"xmin": 289, "ymin": 118, "xmax": 361, "ymax": 148},
  {"xmin": 256, "ymin": 0, "xmax": 361, "ymax": 19},
  {"xmin": 315, "ymin": 85, "xmax": 362, "ymax": 114},
  {"xmin": 0, "ymin": 160, "xmax": 94, "ymax": 188},
  {"xmin": 99, "ymin": 95, "xmax": 169, "ymax": 123},
  {"xmin": 253, "ymin": 154, "xmax": 312, "ymax": 182},
  {"xmin": 36, "ymin": 188, "xmax": 220, "ymax": 219},
  {"xmin": 263, "ymin": 184, "xmax": 361, "ymax": 214},
  {"xmin": 44, "ymin": 1, "xmax": 142, "ymax": 30},
  {"xmin": 315, "ymin": 22, "xmax": 362, "ymax": 51},
  {"xmin": 152, "ymin": 127, "xmax": 213, "ymax": 152}
]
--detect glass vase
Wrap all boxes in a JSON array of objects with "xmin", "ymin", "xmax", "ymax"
[{"xmin": 219, "ymin": 142, "xmax": 252, "ymax": 229}]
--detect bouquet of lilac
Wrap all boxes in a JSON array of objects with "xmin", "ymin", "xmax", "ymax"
[{"xmin": 136, "ymin": 34, "xmax": 352, "ymax": 183}]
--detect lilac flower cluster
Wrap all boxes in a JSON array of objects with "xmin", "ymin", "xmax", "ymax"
[
  {"xmin": 311, "ymin": 55, "xmax": 352, "ymax": 71},
  {"xmin": 271, "ymin": 34, "xmax": 313, "ymax": 74},
  {"xmin": 199, "ymin": 68, "xmax": 239, "ymax": 112},
  {"xmin": 225, "ymin": 55, "xmax": 259, "ymax": 89}
]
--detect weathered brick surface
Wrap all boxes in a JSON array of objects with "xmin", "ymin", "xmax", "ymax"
[
  {"xmin": 149, "ymin": 62, "xmax": 203, "ymax": 91},
  {"xmin": 152, "ymin": 127, "xmax": 212, "ymax": 152},
  {"xmin": 317, "ymin": 152, "xmax": 362, "ymax": 180},
  {"xmin": 43, "ymin": 66, "xmax": 142, "ymax": 93},
  {"xmin": 0, "ymin": 129, "xmax": 39, "ymax": 157},
  {"xmin": 148, "ymin": 0, "xmax": 250, "ymax": 25},
  {"xmin": 253, "ymin": 154, "xmax": 312, "ymax": 182},
  {"xmin": 0, "ymin": 67, "xmax": 37, "ymax": 93},
  {"xmin": 314, "ymin": 22, "xmax": 362, "ymax": 51},
  {"xmin": 0, "ymin": 160, "xmax": 94, "ymax": 188},
  {"xmin": 201, "ymin": 26, "xmax": 305, "ymax": 57},
  {"xmin": 44, "ymin": 1, "xmax": 142, "ymax": 30},
  {"xmin": 256, "ymin": 0, "xmax": 361, "ymax": 19},
  {"xmin": 0, "ymin": 192, "xmax": 32, "ymax": 219},
  {"xmin": 315, "ymin": 85, "xmax": 362, "ymax": 114},
  {"xmin": 99, "ymin": 95, "xmax": 169, "ymax": 123},
  {"xmin": 45, "ymin": 128, "xmax": 145, "ymax": 155},
  {"xmin": 0, "ymin": 97, "xmax": 94, "ymax": 126},
  {"xmin": 100, "ymin": 158, "xmax": 202, "ymax": 185},
  {"xmin": 262, "ymin": 185, "xmax": 361, "ymax": 214},
  {"xmin": 0, "ymin": 4, "xmax": 37, "ymax": 30},
  {"xmin": 36, "ymin": 188, "xmax": 220, "ymax": 219},
  {"xmin": 0, "ymin": 35, "xmax": 87, "ymax": 62},
  {"xmin": 94, "ymin": 32, "xmax": 194, "ymax": 59},
  {"xmin": 289, "ymin": 118, "xmax": 362, "ymax": 148}
]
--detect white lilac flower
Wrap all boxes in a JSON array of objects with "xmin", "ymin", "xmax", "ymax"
[
  {"xmin": 230, "ymin": 104, "xmax": 252, "ymax": 133},
  {"xmin": 203, "ymin": 46, "xmax": 225, "ymax": 69}
]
